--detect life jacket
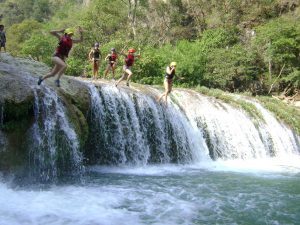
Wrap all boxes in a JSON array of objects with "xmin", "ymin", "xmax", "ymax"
[
  {"xmin": 0, "ymin": 31, "xmax": 6, "ymax": 43},
  {"xmin": 93, "ymin": 48, "xmax": 100, "ymax": 59},
  {"xmin": 125, "ymin": 54, "xmax": 134, "ymax": 67},
  {"xmin": 109, "ymin": 52, "xmax": 117, "ymax": 62},
  {"xmin": 165, "ymin": 66, "xmax": 175, "ymax": 80},
  {"xmin": 55, "ymin": 35, "xmax": 73, "ymax": 58}
]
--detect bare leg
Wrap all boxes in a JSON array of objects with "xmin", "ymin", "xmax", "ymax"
[
  {"xmin": 95, "ymin": 61, "xmax": 100, "ymax": 79},
  {"xmin": 42, "ymin": 57, "xmax": 66, "ymax": 80},
  {"xmin": 43, "ymin": 65, "xmax": 60, "ymax": 80},
  {"xmin": 104, "ymin": 64, "xmax": 110, "ymax": 78},
  {"xmin": 158, "ymin": 79, "xmax": 171, "ymax": 103},
  {"xmin": 164, "ymin": 81, "xmax": 172, "ymax": 103},
  {"xmin": 115, "ymin": 73, "xmax": 127, "ymax": 87},
  {"xmin": 92, "ymin": 61, "xmax": 97, "ymax": 79},
  {"xmin": 124, "ymin": 68, "xmax": 133, "ymax": 86},
  {"xmin": 56, "ymin": 64, "xmax": 67, "ymax": 80},
  {"xmin": 157, "ymin": 93, "xmax": 166, "ymax": 102},
  {"xmin": 112, "ymin": 65, "xmax": 116, "ymax": 79}
]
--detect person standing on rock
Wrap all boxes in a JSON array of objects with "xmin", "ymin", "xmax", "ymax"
[
  {"xmin": 38, "ymin": 27, "xmax": 83, "ymax": 87},
  {"xmin": 88, "ymin": 42, "xmax": 102, "ymax": 79},
  {"xmin": 157, "ymin": 62, "xmax": 177, "ymax": 104},
  {"xmin": 0, "ymin": 25, "xmax": 6, "ymax": 52},
  {"xmin": 103, "ymin": 48, "xmax": 118, "ymax": 80}
]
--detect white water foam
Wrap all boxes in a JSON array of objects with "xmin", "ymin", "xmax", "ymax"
[
  {"xmin": 172, "ymin": 89, "xmax": 300, "ymax": 160},
  {"xmin": 86, "ymin": 83, "xmax": 209, "ymax": 165}
]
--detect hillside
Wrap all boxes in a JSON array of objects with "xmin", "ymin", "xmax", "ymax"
[{"xmin": 0, "ymin": 0, "xmax": 300, "ymax": 97}]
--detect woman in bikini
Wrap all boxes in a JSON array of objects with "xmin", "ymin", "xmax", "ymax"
[
  {"xmin": 157, "ymin": 62, "xmax": 177, "ymax": 103},
  {"xmin": 103, "ymin": 48, "xmax": 118, "ymax": 80}
]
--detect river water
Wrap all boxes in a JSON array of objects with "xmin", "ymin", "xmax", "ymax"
[
  {"xmin": 1, "ymin": 157, "xmax": 299, "ymax": 225},
  {"xmin": 1, "ymin": 55, "xmax": 300, "ymax": 224}
]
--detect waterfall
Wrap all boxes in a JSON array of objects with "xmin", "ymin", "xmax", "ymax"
[
  {"xmin": 172, "ymin": 89, "xmax": 300, "ymax": 160},
  {"xmin": 25, "ymin": 86, "xmax": 83, "ymax": 183},
  {"xmin": 0, "ymin": 103, "xmax": 5, "ymax": 153},
  {"xmin": 0, "ymin": 57, "xmax": 84, "ymax": 183},
  {"xmin": 0, "ymin": 103, "xmax": 3, "ymax": 128},
  {"xmin": 85, "ymin": 83, "xmax": 208, "ymax": 165},
  {"xmin": 1, "ymin": 53, "xmax": 300, "ymax": 181},
  {"xmin": 248, "ymin": 100, "xmax": 300, "ymax": 156}
]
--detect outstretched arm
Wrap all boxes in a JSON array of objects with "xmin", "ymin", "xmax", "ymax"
[
  {"xmin": 104, "ymin": 54, "xmax": 110, "ymax": 61},
  {"xmin": 50, "ymin": 28, "xmax": 65, "ymax": 40},
  {"xmin": 135, "ymin": 47, "xmax": 141, "ymax": 58},
  {"xmin": 73, "ymin": 26, "xmax": 83, "ymax": 43},
  {"xmin": 118, "ymin": 45, "xmax": 127, "ymax": 57}
]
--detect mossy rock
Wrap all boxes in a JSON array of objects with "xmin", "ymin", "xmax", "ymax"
[
  {"xmin": 56, "ymin": 78, "xmax": 90, "ymax": 148},
  {"xmin": 59, "ymin": 76, "xmax": 91, "ymax": 115},
  {"xmin": 0, "ymin": 73, "xmax": 35, "ymax": 132}
]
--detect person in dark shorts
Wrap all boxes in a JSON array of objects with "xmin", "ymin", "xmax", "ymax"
[
  {"xmin": 104, "ymin": 48, "xmax": 118, "ymax": 80},
  {"xmin": 0, "ymin": 25, "xmax": 6, "ymax": 52},
  {"xmin": 89, "ymin": 42, "xmax": 102, "ymax": 79},
  {"xmin": 115, "ymin": 48, "xmax": 141, "ymax": 87},
  {"xmin": 157, "ymin": 62, "xmax": 177, "ymax": 103},
  {"xmin": 38, "ymin": 27, "xmax": 83, "ymax": 87}
]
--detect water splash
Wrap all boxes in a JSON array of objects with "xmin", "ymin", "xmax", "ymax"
[
  {"xmin": 26, "ymin": 85, "xmax": 83, "ymax": 183},
  {"xmin": 172, "ymin": 89, "xmax": 300, "ymax": 160},
  {"xmin": 0, "ymin": 103, "xmax": 3, "ymax": 129},
  {"xmin": 248, "ymin": 100, "xmax": 300, "ymax": 156},
  {"xmin": 86, "ymin": 83, "xmax": 208, "ymax": 165}
]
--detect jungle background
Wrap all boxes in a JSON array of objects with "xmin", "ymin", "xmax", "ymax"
[{"xmin": 1, "ymin": 0, "xmax": 300, "ymax": 98}]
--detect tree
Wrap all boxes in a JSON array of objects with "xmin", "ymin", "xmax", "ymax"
[
  {"xmin": 6, "ymin": 19, "xmax": 42, "ymax": 55},
  {"xmin": 0, "ymin": 0, "xmax": 52, "ymax": 25},
  {"xmin": 21, "ymin": 33, "xmax": 56, "ymax": 64},
  {"xmin": 254, "ymin": 18, "xmax": 300, "ymax": 93}
]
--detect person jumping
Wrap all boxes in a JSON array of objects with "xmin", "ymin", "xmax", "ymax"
[
  {"xmin": 115, "ymin": 48, "xmax": 141, "ymax": 87},
  {"xmin": 37, "ymin": 27, "xmax": 83, "ymax": 87}
]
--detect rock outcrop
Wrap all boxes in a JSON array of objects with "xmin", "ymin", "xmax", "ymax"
[{"xmin": 0, "ymin": 53, "xmax": 90, "ymax": 173}]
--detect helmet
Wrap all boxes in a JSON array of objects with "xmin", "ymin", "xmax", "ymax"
[
  {"xmin": 94, "ymin": 42, "xmax": 100, "ymax": 47},
  {"xmin": 111, "ymin": 48, "xmax": 116, "ymax": 52},
  {"xmin": 128, "ymin": 48, "xmax": 136, "ymax": 53},
  {"xmin": 64, "ymin": 28, "xmax": 74, "ymax": 35},
  {"xmin": 170, "ymin": 62, "xmax": 177, "ymax": 67}
]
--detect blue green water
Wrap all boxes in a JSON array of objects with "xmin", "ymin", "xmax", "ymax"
[{"xmin": 1, "ymin": 161, "xmax": 300, "ymax": 225}]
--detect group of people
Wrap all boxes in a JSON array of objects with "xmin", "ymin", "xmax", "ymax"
[
  {"xmin": 0, "ymin": 24, "xmax": 6, "ymax": 52},
  {"xmin": 88, "ymin": 43, "xmax": 119, "ymax": 80},
  {"xmin": 37, "ymin": 27, "xmax": 176, "ymax": 103},
  {"xmin": 87, "ymin": 42, "xmax": 141, "ymax": 88}
]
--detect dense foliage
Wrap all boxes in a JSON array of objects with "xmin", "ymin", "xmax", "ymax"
[{"xmin": 1, "ymin": 0, "xmax": 300, "ymax": 95}]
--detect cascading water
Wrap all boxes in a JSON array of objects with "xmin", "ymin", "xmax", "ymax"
[
  {"xmin": 85, "ymin": 83, "xmax": 208, "ymax": 166},
  {"xmin": 0, "ymin": 104, "xmax": 3, "ymax": 127},
  {"xmin": 25, "ymin": 85, "xmax": 83, "ymax": 183},
  {"xmin": 248, "ymin": 100, "xmax": 300, "ymax": 156},
  {"xmin": 0, "ymin": 58, "xmax": 83, "ymax": 183},
  {"xmin": 2, "ymin": 55, "xmax": 300, "ymax": 225},
  {"xmin": 172, "ymin": 89, "xmax": 300, "ymax": 160},
  {"xmin": 0, "ymin": 103, "xmax": 5, "ymax": 153}
]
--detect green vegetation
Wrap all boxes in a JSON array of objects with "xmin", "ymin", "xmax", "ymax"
[
  {"xmin": 195, "ymin": 86, "xmax": 264, "ymax": 122},
  {"xmin": 258, "ymin": 96, "xmax": 300, "ymax": 134},
  {"xmin": 0, "ymin": 0, "xmax": 299, "ymax": 95},
  {"xmin": 195, "ymin": 85, "xmax": 300, "ymax": 134}
]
